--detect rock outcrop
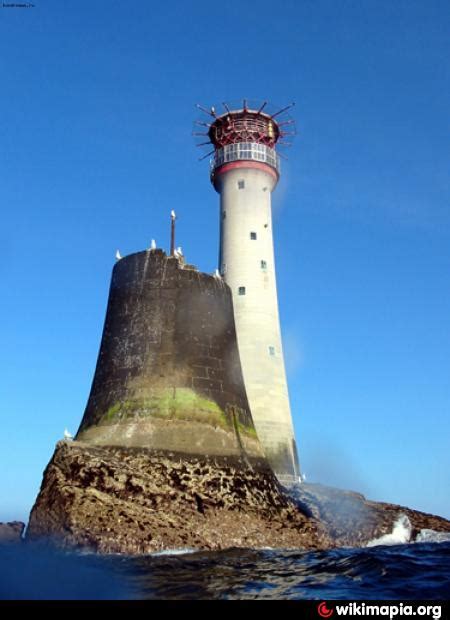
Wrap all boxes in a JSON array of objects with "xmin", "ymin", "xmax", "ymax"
[
  {"xmin": 26, "ymin": 442, "xmax": 450, "ymax": 554},
  {"xmin": 0, "ymin": 521, "xmax": 25, "ymax": 544},
  {"xmin": 26, "ymin": 441, "xmax": 331, "ymax": 554},
  {"xmin": 293, "ymin": 483, "xmax": 450, "ymax": 546}
]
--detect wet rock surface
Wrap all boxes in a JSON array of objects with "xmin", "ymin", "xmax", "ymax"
[
  {"xmin": 293, "ymin": 483, "xmax": 450, "ymax": 546},
  {"xmin": 27, "ymin": 441, "xmax": 331, "ymax": 554}
]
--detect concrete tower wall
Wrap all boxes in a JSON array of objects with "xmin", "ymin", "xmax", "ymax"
[
  {"xmin": 76, "ymin": 249, "xmax": 264, "ymax": 461},
  {"xmin": 215, "ymin": 165, "xmax": 300, "ymax": 483}
]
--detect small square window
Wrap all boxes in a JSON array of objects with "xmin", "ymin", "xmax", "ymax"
[
  {"xmin": 222, "ymin": 210, "xmax": 226, "ymax": 219},
  {"xmin": 268, "ymin": 346, "xmax": 275, "ymax": 356},
  {"xmin": 238, "ymin": 286, "xmax": 246, "ymax": 296},
  {"xmin": 250, "ymin": 232, "xmax": 257, "ymax": 240},
  {"xmin": 238, "ymin": 180, "xmax": 245, "ymax": 189},
  {"xmin": 261, "ymin": 260, "xmax": 267, "ymax": 270}
]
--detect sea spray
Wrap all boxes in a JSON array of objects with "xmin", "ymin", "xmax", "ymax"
[
  {"xmin": 415, "ymin": 529, "xmax": 450, "ymax": 543},
  {"xmin": 367, "ymin": 514, "xmax": 412, "ymax": 547},
  {"xmin": 150, "ymin": 548, "xmax": 197, "ymax": 557}
]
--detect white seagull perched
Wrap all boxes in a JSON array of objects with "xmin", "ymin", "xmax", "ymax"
[
  {"xmin": 173, "ymin": 248, "xmax": 180, "ymax": 258},
  {"xmin": 171, "ymin": 210, "xmax": 176, "ymax": 220},
  {"xmin": 64, "ymin": 428, "xmax": 73, "ymax": 441},
  {"xmin": 214, "ymin": 269, "xmax": 221, "ymax": 279},
  {"xmin": 115, "ymin": 249, "xmax": 122, "ymax": 261},
  {"xmin": 150, "ymin": 239, "xmax": 156, "ymax": 250},
  {"xmin": 176, "ymin": 246, "xmax": 183, "ymax": 256}
]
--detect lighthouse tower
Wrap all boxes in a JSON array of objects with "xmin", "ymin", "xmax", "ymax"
[{"xmin": 197, "ymin": 101, "xmax": 300, "ymax": 485}]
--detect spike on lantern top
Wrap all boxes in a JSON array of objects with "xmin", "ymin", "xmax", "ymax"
[{"xmin": 194, "ymin": 100, "xmax": 296, "ymax": 154}]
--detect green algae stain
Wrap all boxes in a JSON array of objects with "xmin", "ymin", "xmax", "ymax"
[
  {"xmin": 97, "ymin": 389, "xmax": 258, "ymax": 439},
  {"xmin": 238, "ymin": 422, "xmax": 258, "ymax": 439},
  {"xmin": 100, "ymin": 388, "xmax": 230, "ymax": 430},
  {"xmin": 225, "ymin": 404, "xmax": 258, "ymax": 438},
  {"xmin": 104, "ymin": 402, "xmax": 121, "ymax": 421}
]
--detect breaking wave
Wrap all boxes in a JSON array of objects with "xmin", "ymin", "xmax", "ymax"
[
  {"xmin": 367, "ymin": 514, "xmax": 412, "ymax": 547},
  {"xmin": 367, "ymin": 514, "xmax": 450, "ymax": 547},
  {"xmin": 150, "ymin": 548, "xmax": 197, "ymax": 557},
  {"xmin": 415, "ymin": 529, "xmax": 450, "ymax": 544}
]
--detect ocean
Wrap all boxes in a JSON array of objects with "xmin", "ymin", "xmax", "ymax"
[{"xmin": 0, "ymin": 540, "xmax": 449, "ymax": 600}]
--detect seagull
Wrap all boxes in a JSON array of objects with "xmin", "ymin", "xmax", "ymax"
[
  {"xmin": 115, "ymin": 250, "xmax": 122, "ymax": 260},
  {"xmin": 173, "ymin": 248, "xmax": 180, "ymax": 258},
  {"xmin": 214, "ymin": 269, "xmax": 221, "ymax": 279},
  {"xmin": 171, "ymin": 210, "xmax": 176, "ymax": 219},
  {"xmin": 150, "ymin": 239, "xmax": 156, "ymax": 250},
  {"xmin": 64, "ymin": 428, "xmax": 73, "ymax": 440},
  {"xmin": 176, "ymin": 246, "xmax": 183, "ymax": 256}
]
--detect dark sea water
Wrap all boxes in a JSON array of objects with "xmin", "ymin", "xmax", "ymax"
[{"xmin": 0, "ymin": 542, "xmax": 449, "ymax": 600}]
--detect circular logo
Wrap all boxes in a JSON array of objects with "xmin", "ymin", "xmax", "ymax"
[{"xmin": 317, "ymin": 602, "xmax": 334, "ymax": 618}]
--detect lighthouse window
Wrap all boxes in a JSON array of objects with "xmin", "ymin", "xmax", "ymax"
[
  {"xmin": 268, "ymin": 346, "xmax": 276, "ymax": 356},
  {"xmin": 238, "ymin": 180, "xmax": 245, "ymax": 189},
  {"xmin": 238, "ymin": 286, "xmax": 246, "ymax": 296},
  {"xmin": 222, "ymin": 210, "xmax": 226, "ymax": 219},
  {"xmin": 261, "ymin": 260, "xmax": 267, "ymax": 270},
  {"xmin": 250, "ymin": 232, "xmax": 257, "ymax": 240}
]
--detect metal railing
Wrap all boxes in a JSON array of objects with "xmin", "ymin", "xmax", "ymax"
[{"xmin": 211, "ymin": 142, "xmax": 280, "ymax": 174}]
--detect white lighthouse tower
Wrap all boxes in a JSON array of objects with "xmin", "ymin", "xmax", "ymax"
[{"xmin": 197, "ymin": 101, "xmax": 300, "ymax": 485}]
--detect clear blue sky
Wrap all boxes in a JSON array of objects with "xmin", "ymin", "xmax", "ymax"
[{"xmin": 1, "ymin": 0, "xmax": 449, "ymax": 522}]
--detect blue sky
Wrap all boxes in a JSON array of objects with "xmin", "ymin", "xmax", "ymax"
[{"xmin": 1, "ymin": 0, "xmax": 449, "ymax": 522}]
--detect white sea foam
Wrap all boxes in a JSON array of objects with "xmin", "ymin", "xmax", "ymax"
[
  {"xmin": 415, "ymin": 529, "xmax": 450, "ymax": 543},
  {"xmin": 367, "ymin": 514, "xmax": 450, "ymax": 547},
  {"xmin": 150, "ymin": 548, "xmax": 197, "ymax": 557},
  {"xmin": 367, "ymin": 514, "xmax": 412, "ymax": 547}
]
